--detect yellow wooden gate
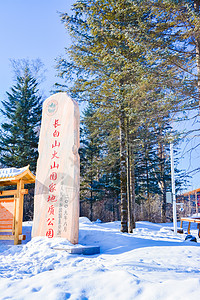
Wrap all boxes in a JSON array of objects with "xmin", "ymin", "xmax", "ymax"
[{"xmin": 0, "ymin": 166, "xmax": 35, "ymax": 245}]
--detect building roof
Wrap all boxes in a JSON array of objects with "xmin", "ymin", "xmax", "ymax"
[
  {"xmin": 180, "ymin": 188, "xmax": 200, "ymax": 197},
  {"xmin": 0, "ymin": 165, "xmax": 35, "ymax": 185}
]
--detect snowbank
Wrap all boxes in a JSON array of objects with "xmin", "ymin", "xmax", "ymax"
[{"xmin": 0, "ymin": 218, "xmax": 200, "ymax": 300}]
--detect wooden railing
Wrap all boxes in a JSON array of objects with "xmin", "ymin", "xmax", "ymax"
[{"xmin": 180, "ymin": 217, "xmax": 200, "ymax": 238}]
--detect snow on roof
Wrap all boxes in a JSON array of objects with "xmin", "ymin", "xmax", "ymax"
[{"xmin": 0, "ymin": 166, "xmax": 29, "ymax": 179}]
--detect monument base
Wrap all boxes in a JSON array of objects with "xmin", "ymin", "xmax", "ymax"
[{"xmin": 52, "ymin": 245, "xmax": 100, "ymax": 255}]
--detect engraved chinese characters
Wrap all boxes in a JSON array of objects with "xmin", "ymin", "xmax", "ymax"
[{"xmin": 32, "ymin": 93, "xmax": 80, "ymax": 244}]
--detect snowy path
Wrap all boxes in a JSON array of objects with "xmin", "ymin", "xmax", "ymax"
[{"xmin": 0, "ymin": 218, "xmax": 200, "ymax": 300}]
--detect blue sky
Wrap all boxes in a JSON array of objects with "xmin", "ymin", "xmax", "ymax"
[{"xmin": 0, "ymin": 0, "xmax": 75, "ymax": 100}]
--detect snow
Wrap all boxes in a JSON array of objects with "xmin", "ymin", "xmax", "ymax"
[
  {"xmin": 1, "ymin": 218, "xmax": 200, "ymax": 300},
  {"xmin": 0, "ymin": 165, "xmax": 29, "ymax": 178}
]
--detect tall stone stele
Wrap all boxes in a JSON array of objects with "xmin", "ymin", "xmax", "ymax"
[{"xmin": 32, "ymin": 92, "xmax": 80, "ymax": 244}]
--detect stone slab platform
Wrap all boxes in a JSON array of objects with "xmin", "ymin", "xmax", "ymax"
[{"xmin": 52, "ymin": 246, "xmax": 100, "ymax": 255}]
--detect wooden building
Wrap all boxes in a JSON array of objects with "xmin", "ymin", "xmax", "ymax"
[
  {"xmin": 0, "ymin": 166, "xmax": 35, "ymax": 245},
  {"xmin": 177, "ymin": 188, "xmax": 200, "ymax": 218}
]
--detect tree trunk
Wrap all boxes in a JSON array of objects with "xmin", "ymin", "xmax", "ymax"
[
  {"xmin": 116, "ymin": 191, "xmax": 120, "ymax": 221},
  {"xmin": 112, "ymin": 192, "xmax": 116, "ymax": 221},
  {"xmin": 145, "ymin": 144, "xmax": 151, "ymax": 221},
  {"xmin": 158, "ymin": 142, "xmax": 167, "ymax": 223},
  {"xmin": 130, "ymin": 145, "xmax": 136, "ymax": 229},
  {"xmin": 119, "ymin": 113, "xmax": 128, "ymax": 232},
  {"xmin": 161, "ymin": 181, "xmax": 167, "ymax": 223},
  {"xmin": 90, "ymin": 200, "xmax": 93, "ymax": 221},
  {"xmin": 90, "ymin": 180, "xmax": 93, "ymax": 221},
  {"xmin": 126, "ymin": 120, "xmax": 133, "ymax": 233}
]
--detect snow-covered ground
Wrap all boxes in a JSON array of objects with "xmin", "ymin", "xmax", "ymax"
[{"xmin": 0, "ymin": 217, "xmax": 200, "ymax": 300}]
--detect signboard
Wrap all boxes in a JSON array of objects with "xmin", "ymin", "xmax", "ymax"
[
  {"xmin": 32, "ymin": 93, "xmax": 80, "ymax": 244},
  {"xmin": 166, "ymin": 192, "xmax": 172, "ymax": 204}
]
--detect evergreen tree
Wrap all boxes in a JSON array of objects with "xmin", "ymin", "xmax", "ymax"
[
  {"xmin": 80, "ymin": 103, "xmax": 121, "ymax": 221},
  {"xmin": 140, "ymin": 0, "xmax": 200, "ymax": 109},
  {"xmin": 56, "ymin": 0, "xmax": 155, "ymax": 231},
  {"xmin": 56, "ymin": 0, "xmax": 192, "ymax": 227},
  {"xmin": 80, "ymin": 104, "xmax": 103, "ymax": 220},
  {"xmin": 0, "ymin": 60, "xmax": 43, "ymax": 172}
]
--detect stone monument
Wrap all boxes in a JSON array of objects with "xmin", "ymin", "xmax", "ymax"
[{"xmin": 32, "ymin": 92, "xmax": 80, "ymax": 244}]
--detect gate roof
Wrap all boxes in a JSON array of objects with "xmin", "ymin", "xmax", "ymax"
[{"xmin": 0, "ymin": 165, "xmax": 35, "ymax": 186}]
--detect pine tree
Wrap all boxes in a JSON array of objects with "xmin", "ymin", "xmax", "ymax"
[
  {"xmin": 80, "ymin": 104, "xmax": 103, "ymax": 220},
  {"xmin": 56, "ymin": 0, "xmax": 154, "ymax": 231},
  {"xmin": 80, "ymin": 103, "xmax": 121, "ymax": 221},
  {"xmin": 0, "ymin": 61, "xmax": 43, "ymax": 172},
  {"xmin": 56, "ymin": 0, "xmax": 192, "ymax": 227},
  {"xmin": 140, "ymin": 0, "xmax": 200, "ymax": 109}
]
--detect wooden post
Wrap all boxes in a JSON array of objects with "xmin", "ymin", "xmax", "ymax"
[
  {"xmin": 187, "ymin": 222, "xmax": 191, "ymax": 234},
  {"xmin": 12, "ymin": 197, "xmax": 16, "ymax": 236},
  {"xmin": 180, "ymin": 219, "xmax": 183, "ymax": 228},
  {"xmin": 14, "ymin": 180, "xmax": 24, "ymax": 245},
  {"xmin": 198, "ymin": 224, "xmax": 200, "ymax": 238}
]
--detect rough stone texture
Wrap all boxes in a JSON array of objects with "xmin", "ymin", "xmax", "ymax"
[{"xmin": 32, "ymin": 92, "xmax": 80, "ymax": 244}]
